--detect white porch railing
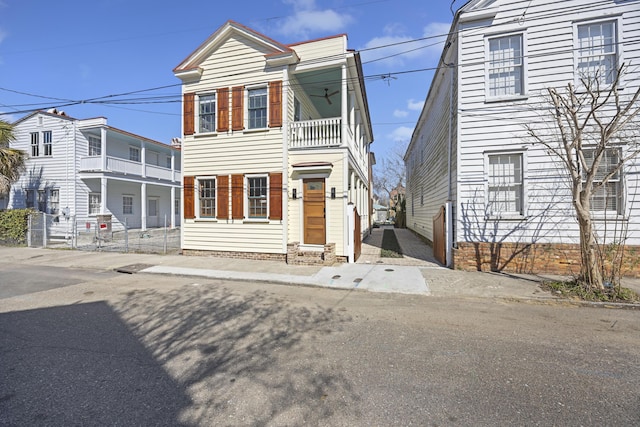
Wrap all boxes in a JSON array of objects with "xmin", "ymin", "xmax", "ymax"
[
  {"xmin": 107, "ymin": 157, "xmax": 143, "ymax": 175},
  {"xmin": 80, "ymin": 155, "xmax": 179, "ymax": 180},
  {"xmin": 146, "ymin": 164, "xmax": 173, "ymax": 180},
  {"xmin": 289, "ymin": 117, "xmax": 342, "ymax": 149},
  {"xmin": 79, "ymin": 156, "xmax": 102, "ymax": 171}
]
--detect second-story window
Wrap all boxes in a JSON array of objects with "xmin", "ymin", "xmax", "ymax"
[
  {"xmin": 30, "ymin": 132, "xmax": 39, "ymax": 157},
  {"xmin": 199, "ymin": 94, "xmax": 216, "ymax": 133},
  {"xmin": 129, "ymin": 147, "xmax": 140, "ymax": 162},
  {"xmin": 88, "ymin": 136, "xmax": 101, "ymax": 156},
  {"xmin": 576, "ymin": 21, "xmax": 617, "ymax": 85},
  {"xmin": 43, "ymin": 131, "xmax": 52, "ymax": 156},
  {"xmin": 248, "ymin": 87, "xmax": 267, "ymax": 129},
  {"xmin": 487, "ymin": 34, "xmax": 524, "ymax": 98}
]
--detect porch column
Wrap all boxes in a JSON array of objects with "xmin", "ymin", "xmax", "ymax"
[
  {"xmin": 141, "ymin": 142, "xmax": 146, "ymax": 178},
  {"xmin": 170, "ymin": 186, "xmax": 176, "ymax": 229},
  {"xmin": 141, "ymin": 183, "xmax": 147, "ymax": 231},
  {"xmin": 341, "ymin": 63, "xmax": 348, "ymax": 147},
  {"xmin": 171, "ymin": 151, "xmax": 176, "ymax": 182},
  {"xmin": 100, "ymin": 177, "xmax": 107, "ymax": 214},
  {"xmin": 100, "ymin": 127, "xmax": 107, "ymax": 171}
]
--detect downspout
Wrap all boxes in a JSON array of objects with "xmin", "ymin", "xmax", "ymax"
[{"xmin": 282, "ymin": 66, "xmax": 289, "ymax": 256}]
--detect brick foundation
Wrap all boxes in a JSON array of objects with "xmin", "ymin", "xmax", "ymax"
[
  {"xmin": 286, "ymin": 242, "xmax": 344, "ymax": 265},
  {"xmin": 453, "ymin": 242, "xmax": 640, "ymax": 277},
  {"xmin": 183, "ymin": 249, "xmax": 286, "ymax": 262}
]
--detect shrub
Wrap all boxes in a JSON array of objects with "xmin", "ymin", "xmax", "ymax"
[{"xmin": 0, "ymin": 209, "xmax": 32, "ymax": 245}]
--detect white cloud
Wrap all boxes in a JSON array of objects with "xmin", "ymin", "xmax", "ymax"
[
  {"xmin": 360, "ymin": 22, "xmax": 450, "ymax": 68},
  {"xmin": 407, "ymin": 99, "xmax": 424, "ymax": 111},
  {"xmin": 388, "ymin": 126, "xmax": 413, "ymax": 143},
  {"xmin": 275, "ymin": 0, "xmax": 353, "ymax": 38},
  {"xmin": 393, "ymin": 109, "xmax": 408, "ymax": 118},
  {"xmin": 1, "ymin": 113, "xmax": 18, "ymax": 123}
]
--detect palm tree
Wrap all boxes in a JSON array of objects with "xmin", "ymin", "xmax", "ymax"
[{"xmin": 0, "ymin": 119, "xmax": 26, "ymax": 195}]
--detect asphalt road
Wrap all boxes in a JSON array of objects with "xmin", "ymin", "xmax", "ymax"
[{"xmin": 0, "ymin": 265, "xmax": 639, "ymax": 426}]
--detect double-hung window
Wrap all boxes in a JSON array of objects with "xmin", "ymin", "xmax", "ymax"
[
  {"xmin": 199, "ymin": 178, "xmax": 216, "ymax": 218},
  {"xmin": 576, "ymin": 21, "xmax": 617, "ymax": 85},
  {"xmin": 88, "ymin": 136, "xmax": 101, "ymax": 156},
  {"xmin": 583, "ymin": 148, "xmax": 622, "ymax": 214},
  {"xmin": 43, "ymin": 131, "xmax": 52, "ymax": 156},
  {"xmin": 37, "ymin": 190, "xmax": 47, "ymax": 212},
  {"xmin": 30, "ymin": 132, "xmax": 39, "ymax": 157},
  {"xmin": 123, "ymin": 195, "xmax": 133, "ymax": 215},
  {"xmin": 129, "ymin": 147, "xmax": 140, "ymax": 162},
  {"xmin": 248, "ymin": 88, "xmax": 267, "ymax": 129},
  {"xmin": 199, "ymin": 94, "xmax": 216, "ymax": 133},
  {"xmin": 89, "ymin": 193, "xmax": 101, "ymax": 215},
  {"xmin": 247, "ymin": 176, "xmax": 268, "ymax": 218},
  {"xmin": 487, "ymin": 153, "xmax": 524, "ymax": 216},
  {"xmin": 49, "ymin": 189, "xmax": 59, "ymax": 215},
  {"xmin": 487, "ymin": 34, "xmax": 524, "ymax": 98}
]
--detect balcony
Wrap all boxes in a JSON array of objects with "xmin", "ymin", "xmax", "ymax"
[
  {"xmin": 79, "ymin": 155, "xmax": 178, "ymax": 181},
  {"xmin": 289, "ymin": 118, "xmax": 342, "ymax": 149}
]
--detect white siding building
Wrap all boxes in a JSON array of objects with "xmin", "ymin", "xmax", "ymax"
[
  {"xmin": 7, "ymin": 110, "xmax": 181, "ymax": 234},
  {"xmin": 174, "ymin": 21, "xmax": 373, "ymax": 264},
  {"xmin": 406, "ymin": 0, "xmax": 640, "ymax": 274}
]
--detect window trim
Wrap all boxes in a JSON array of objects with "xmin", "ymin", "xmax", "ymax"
[
  {"xmin": 484, "ymin": 32, "xmax": 528, "ymax": 102},
  {"xmin": 49, "ymin": 188, "xmax": 59, "ymax": 215},
  {"xmin": 484, "ymin": 150, "xmax": 527, "ymax": 219},
  {"xmin": 245, "ymin": 174, "xmax": 269, "ymax": 221},
  {"xmin": 573, "ymin": 18, "xmax": 622, "ymax": 88},
  {"xmin": 246, "ymin": 86, "xmax": 268, "ymax": 131},
  {"xmin": 581, "ymin": 146, "xmax": 624, "ymax": 216},
  {"xmin": 197, "ymin": 92, "xmax": 217, "ymax": 134},
  {"xmin": 88, "ymin": 136, "xmax": 101, "ymax": 156},
  {"xmin": 129, "ymin": 146, "xmax": 141, "ymax": 163},
  {"xmin": 30, "ymin": 132, "xmax": 39, "ymax": 157},
  {"xmin": 122, "ymin": 195, "xmax": 134, "ymax": 215},
  {"xmin": 88, "ymin": 193, "xmax": 101, "ymax": 216},
  {"xmin": 196, "ymin": 176, "xmax": 217, "ymax": 220},
  {"xmin": 43, "ymin": 131, "xmax": 52, "ymax": 157}
]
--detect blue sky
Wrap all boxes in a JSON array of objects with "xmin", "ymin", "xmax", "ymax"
[{"xmin": 0, "ymin": 0, "xmax": 455, "ymax": 161}]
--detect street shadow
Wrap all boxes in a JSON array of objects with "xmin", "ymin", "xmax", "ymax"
[
  {"xmin": 112, "ymin": 283, "xmax": 360, "ymax": 425},
  {"xmin": 0, "ymin": 301, "xmax": 191, "ymax": 426}
]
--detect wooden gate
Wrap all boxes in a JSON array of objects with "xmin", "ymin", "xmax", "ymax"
[
  {"xmin": 433, "ymin": 205, "xmax": 446, "ymax": 265},
  {"xmin": 354, "ymin": 207, "xmax": 361, "ymax": 261}
]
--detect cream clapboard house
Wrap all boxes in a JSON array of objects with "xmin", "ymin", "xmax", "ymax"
[
  {"xmin": 7, "ymin": 109, "xmax": 181, "ymax": 235},
  {"xmin": 174, "ymin": 21, "xmax": 373, "ymax": 263},
  {"xmin": 405, "ymin": 0, "xmax": 640, "ymax": 274}
]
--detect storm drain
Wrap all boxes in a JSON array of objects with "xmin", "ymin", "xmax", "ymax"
[{"xmin": 114, "ymin": 264, "xmax": 154, "ymax": 274}]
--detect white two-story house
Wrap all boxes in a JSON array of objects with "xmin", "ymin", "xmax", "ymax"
[
  {"xmin": 174, "ymin": 21, "xmax": 373, "ymax": 264},
  {"xmin": 8, "ymin": 109, "xmax": 181, "ymax": 234},
  {"xmin": 405, "ymin": 0, "xmax": 640, "ymax": 275}
]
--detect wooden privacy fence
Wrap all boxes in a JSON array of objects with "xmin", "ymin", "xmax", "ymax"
[
  {"xmin": 354, "ymin": 207, "xmax": 361, "ymax": 261},
  {"xmin": 433, "ymin": 205, "xmax": 446, "ymax": 265}
]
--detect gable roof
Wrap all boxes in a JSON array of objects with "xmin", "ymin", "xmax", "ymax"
[{"xmin": 173, "ymin": 20, "xmax": 298, "ymax": 76}]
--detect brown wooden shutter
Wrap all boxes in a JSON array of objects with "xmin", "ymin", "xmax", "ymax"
[
  {"xmin": 183, "ymin": 176, "xmax": 195, "ymax": 219},
  {"xmin": 217, "ymin": 175, "xmax": 229, "ymax": 220},
  {"xmin": 269, "ymin": 172, "xmax": 283, "ymax": 220},
  {"xmin": 183, "ymin": 93, "xmax": 195, "ymax": 136},
  {"xmin": 232, "ymin": 86, "xmax": 244, "ymax": 131},
  {"xmin": 217, "ymin": 88, "xmax": 229, "ymax": 132},
  {"xmin": 268, "ymin": 80, "xmax": 282, "ymax": 128},
  {"xmin": 231, "ymin": 174, "xmax": 244, "ymax": 219}
]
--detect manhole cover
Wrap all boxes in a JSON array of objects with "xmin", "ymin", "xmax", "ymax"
[
  {"xmin": 114, "ymin": 264, "xmax": 154, "ymax": 274},
  {"xmin": 353, "ymin": 278, "xmax": 363, "ymax": 283},
  {"xmin": 385, "ymin": 268, "xmax": 394, "ymax": 272}
]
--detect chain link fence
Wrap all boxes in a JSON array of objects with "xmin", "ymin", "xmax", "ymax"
[{"xmin": 28, "ymin": 212, "xmax": 180, "ymax": 254}]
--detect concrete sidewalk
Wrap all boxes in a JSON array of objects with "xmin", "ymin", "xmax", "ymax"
[{"xmin": 1, "ymin": 238, "xmax": 638, "ymax": 303}]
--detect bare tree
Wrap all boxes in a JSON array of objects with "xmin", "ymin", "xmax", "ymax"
[
  {"xmin": 0, "ymin": 119, "xmax": 26, "ymax": 195},
  {"xmin": 526, "ymin": 64, "xmax": 640, "ymax": 290},
  {"xmin": 373, "ymin": 140, "xmax": 407, "ymax": 223}
]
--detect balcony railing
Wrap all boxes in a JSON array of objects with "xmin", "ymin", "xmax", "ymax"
[
  {"xmin": 80, "ymin": 155, "xmax": 178, "ymax": 180},
  {"xmin": 289, "ymin": 117, "xmax": 342, "ymax": 149}
]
